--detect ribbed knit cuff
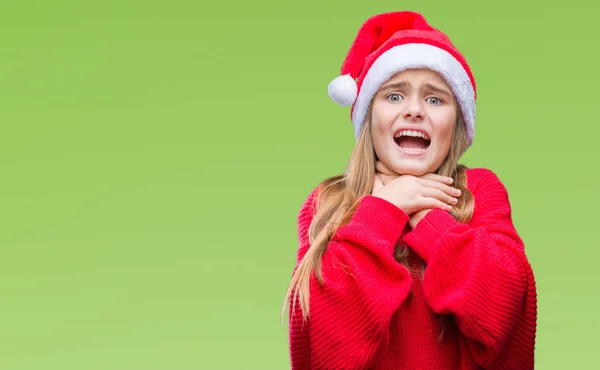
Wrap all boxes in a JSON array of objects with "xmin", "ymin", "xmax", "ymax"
[
  {"xmin": 338, "ymin": 195, "xmax": 409, "ymax": 249},
  {"xmin": 403, "ymin": 209, "xmax": 458, "ymax": 263}
]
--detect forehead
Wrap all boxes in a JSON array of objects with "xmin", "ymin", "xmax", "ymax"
[{"xmin": 384, "ymin": 68, "xmax": 450, "ymax": 88}]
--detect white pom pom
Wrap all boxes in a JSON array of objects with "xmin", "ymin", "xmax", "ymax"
[{"xmin": 327, "ymin": 74, "xmax": 357, "ymax": 106}]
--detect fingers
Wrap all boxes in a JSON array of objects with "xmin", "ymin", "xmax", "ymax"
[
  {"xmin": 420, "ymin": 187, "xmax": 459, "ymax": 207},
  {"xmin": 419, "ymin": 173, "xmax": 454, "ymax": 185},
  {"xmin": 419, "ymin": 179, "xmax": 462, "ymax": 197},
  {"xmin": 419, "ymin": 196, "xmax": 455, "ymax": 212}
]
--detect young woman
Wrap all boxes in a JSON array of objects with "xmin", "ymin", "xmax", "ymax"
[{"xmin": 282, "ymin": 11, "xmax": 537, "ymax": 370}]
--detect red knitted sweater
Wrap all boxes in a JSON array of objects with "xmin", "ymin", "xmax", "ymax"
[{"xmin": 288, "ymin": 168, "xmax": 537, "ymax": 369}]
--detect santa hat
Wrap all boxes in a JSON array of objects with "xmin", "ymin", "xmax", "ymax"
[{"xmin": 328, "ymin": 11, "xmax": 477, "ymax": 145}]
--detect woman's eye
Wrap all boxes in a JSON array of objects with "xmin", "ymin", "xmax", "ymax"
[
  {"xmin": 426, "ymin": 97, "xmax": 442, "ymax": 105},
  {"xmin": 387, "ymin": 94, "xmax": 402, "ymax": 102}
]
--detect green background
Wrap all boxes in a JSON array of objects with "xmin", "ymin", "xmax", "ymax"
[{"xmin": 0, "ymin": 0, "xmax": 597, "ymax": 369}]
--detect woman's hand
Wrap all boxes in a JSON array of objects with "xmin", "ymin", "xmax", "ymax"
[
  {"xmin": 408, "ymin": 208, "xmax": 432, "ymax": 229},
  {"xmin": 372, "ymin": 161, "xmax": 460, "ymax": 217}
]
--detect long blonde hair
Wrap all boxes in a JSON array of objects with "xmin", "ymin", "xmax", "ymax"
[{"xmin": 282, "ymin": 103, "xmax": 474, "ymax": 323}]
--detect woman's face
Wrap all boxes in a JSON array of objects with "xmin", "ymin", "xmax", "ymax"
[{"xmin": 370, "ymin": 68, "xmax": 457, "ymax": 176}]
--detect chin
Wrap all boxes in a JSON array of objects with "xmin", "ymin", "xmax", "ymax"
[
  {"xmin": 389, "ymin": 160, "xmax": 435, "ymax": 176},
  {"xmin": 396, "ymin": 167, "xmax": 429, "ymax": 176}
]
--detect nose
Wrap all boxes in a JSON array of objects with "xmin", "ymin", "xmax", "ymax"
[{"xmin": 403, "ymin": 99, "xmax": 424, "ymax": 121}]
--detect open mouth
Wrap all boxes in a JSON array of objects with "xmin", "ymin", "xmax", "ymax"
[{"xmin": 393, "ymin": 129, "xmax": 431, "ymax": 152}]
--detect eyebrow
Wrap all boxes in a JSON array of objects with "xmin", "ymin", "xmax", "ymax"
[
  {"xmin": 378, "ymin": 81, "xmax": 453, "ymax": 98},
  {"xmin": 422, "ymin": 83, "xmax": 453, "ymax": 98},
  {"xmin": 379, "ymin": 81, "xmax": 409, "ymax": 93}
]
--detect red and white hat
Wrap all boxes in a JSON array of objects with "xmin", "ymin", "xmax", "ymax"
[{"xmin": 328, "ymin": 11, "xmax": 477, "ymax": 145}]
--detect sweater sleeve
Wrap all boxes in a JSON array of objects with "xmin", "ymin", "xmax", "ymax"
[
  {"xmin": 288, "ymin": 187, "xmax": 413, "ymax": 370},
  {"xmin": 402, "ymin": 168, "xmax": 534, "ymax": 369}
]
